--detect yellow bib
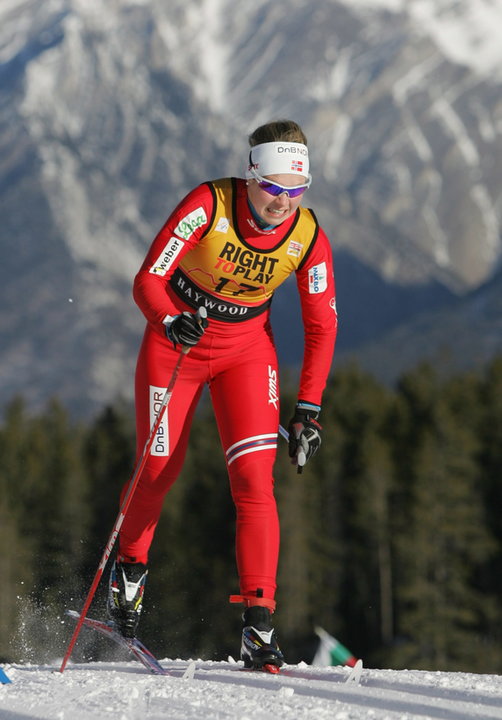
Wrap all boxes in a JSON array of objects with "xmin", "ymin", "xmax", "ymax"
[{"xmin": 170, "ymin": 178, "xmax": 319, "ymax": 321}]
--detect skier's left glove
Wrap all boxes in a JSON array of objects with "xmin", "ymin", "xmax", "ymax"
[{"xmin": 287, "ymin": 402, "xmax": 322, "ymax": 474}]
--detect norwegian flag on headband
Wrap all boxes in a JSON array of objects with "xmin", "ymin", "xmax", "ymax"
[{"xmin": 291, "ymin": 160, "xmax": 303, "ymax": 172}]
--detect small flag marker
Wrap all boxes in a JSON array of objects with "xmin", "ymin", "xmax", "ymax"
[{"xmin": 0, "ymin": 667, "xmax": 12, "ymax": 684}]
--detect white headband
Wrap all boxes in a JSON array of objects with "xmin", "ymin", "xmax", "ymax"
[{"xmin": 246, "ymin": 141, "xmax": 310, "ymax": 180}]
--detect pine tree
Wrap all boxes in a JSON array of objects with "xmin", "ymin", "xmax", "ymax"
[
  {"xmin": 22, "ymin": 400, "xmax": 88, "ymax": 606},
  {"xmin": 474, "ymin": 357, "xmax": 502, "ymax": 663},
  {"xmin": 277, "ymin": 367, "xmax": 395, "ymax": 664},
  {"xmin": 0, "ymin": 399, "xmax": 42, "ymax": 659},
  {"xmin": 389, "ymin": 364, "xmax": 496, "ymax": 671},
  {"xmin": 0, "ymin": 398, "xmax": 88, "ymax": 661},
  {"xmin": 81, "ymin": 402, "xmax": 135, "ymax": 588},
  {"xmin": 327, "ymin": 365, "xmax": 394, "ymax": 660}
]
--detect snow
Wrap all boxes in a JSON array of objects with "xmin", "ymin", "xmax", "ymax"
[
  {"xmin": 340, "ymin": 0, "xmax": 502, "ymax": 78},
  {"xmin": 392, "ymin": 56, "xmax": 442, "ymax": 106},
  {"xmin": 2, "ymin": 656, "xmax": 502, "ymax": 719},
  {"xmin": 429, "ymin": 98, "xmax": 480, "ymax": 167}
]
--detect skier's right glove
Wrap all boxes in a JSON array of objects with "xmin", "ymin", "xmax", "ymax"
[
  {"xmin": 287, "ymin": 402, "xmax": 322, "ymax": 474},
  {"xmin": 166, "ymin": 309, "xmax": 208, "ymax": 348}
]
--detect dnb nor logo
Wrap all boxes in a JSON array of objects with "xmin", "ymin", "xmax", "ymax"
[
  {"xmin": 149, "ymin": 386, "xmax": 169, "ymax": 456},
  {"xmin": 174, "ymin": 207, "xmax": 207, "ymax": 240},
  {"xmin": 308, "ymin": 262, "xmax": 328, "ymax": 294},
  {"xmin": 149, "ymin": 237, "xmax": 184, "ymax": 276}
]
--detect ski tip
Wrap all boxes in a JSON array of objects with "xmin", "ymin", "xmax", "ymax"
[{"xmin": 263, "ymin": 663, "xmax": 281, "ymax": 674}]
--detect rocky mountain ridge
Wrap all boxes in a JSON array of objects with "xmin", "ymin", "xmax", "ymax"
[{"xmin": 1, "ymin": 0, "xmax": 501, "ymax": 414}]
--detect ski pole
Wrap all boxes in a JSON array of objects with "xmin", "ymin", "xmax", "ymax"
[
  {"xmin": 60, "ymin": 308, "xmax": 207, "ymax": 673},
  {"xmin": 278, "ymin": 423, "xmax": 305, "ymax": 474},
  {"xmin": 278, "ymin": 424, "xmax": 289, "ymax": 442}
]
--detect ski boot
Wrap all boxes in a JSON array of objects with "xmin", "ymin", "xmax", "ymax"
[
  {"xmin": 241, "ymin": 605, "xmax": 284, "ymax": 672},
  {"xmin": 108, "ymin": 559, "xmax": 148, "ymax": 638}
]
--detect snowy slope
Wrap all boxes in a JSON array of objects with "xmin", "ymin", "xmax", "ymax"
[{"xmin": 2, "ymin": 658, "xmax": 502, "ymax": 719}]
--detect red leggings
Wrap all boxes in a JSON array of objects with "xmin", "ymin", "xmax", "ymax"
[{"xmin": 118, "ymin": 320, "xmax": 280, "ymax": 602}]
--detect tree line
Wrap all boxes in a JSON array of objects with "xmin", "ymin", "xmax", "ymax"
[{"xmin": 1, "ymin": 357, "xmax": 501, "ymax": 672}]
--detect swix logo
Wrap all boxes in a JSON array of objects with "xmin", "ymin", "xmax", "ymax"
[
  {"xmin": 150, "ymin": 386, "xmax": 169, "ymax": 456},
  {"xmin": 268, "ymin": 365, "xmax": 279, "ymax": 409},
  {"xmin": 99, "ymin": 530, "xmax": 119, "ymax": 570},
  {"xmin": 98, "ymin": 515, "xmax": 124, "ymax": 570}
]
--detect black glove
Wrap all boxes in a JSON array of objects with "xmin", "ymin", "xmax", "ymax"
[
  {"xmin": 287, "ymin": 402, "xmax": 322, "ymax": 474},
  {"xmin": 166, "ymin": 309, "xmax": 208, "ymax": 348}
]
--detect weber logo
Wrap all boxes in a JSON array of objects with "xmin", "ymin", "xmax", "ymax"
[
  {"xmin": 308, "ymin": 262, "xmax": 327, "ymax": 294},
  {"xmin": 149, "ymin": 237, "xmax": 184, "ymax": 276},
  {"xmin": 149, "ymin": 386, "xmax": 169, "ymax": 456}
]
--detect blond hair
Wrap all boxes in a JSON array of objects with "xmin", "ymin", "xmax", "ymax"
[{"xmin": 249, "ymin": 119, "xmax": 307, "ymax": 147}]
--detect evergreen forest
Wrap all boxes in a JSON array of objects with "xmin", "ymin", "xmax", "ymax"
[{"xmin": 1, "ymin": 357, "xmax": 501, "ymax": 673}]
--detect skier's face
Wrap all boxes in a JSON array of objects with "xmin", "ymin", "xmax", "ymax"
[{"xmin": 247, "ymin": 173, "xmax": 306, "ymax": 225}]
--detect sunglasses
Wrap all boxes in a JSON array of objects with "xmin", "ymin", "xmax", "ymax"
[{"xmin": 249, "ymin": 167, "xmax": 312, "ymax": 198}]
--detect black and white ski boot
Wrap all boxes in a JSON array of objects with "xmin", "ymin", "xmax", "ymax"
[
  {"xmin": 108, "ymin": 560, "xmax": 148, "ymax": 638},
  {"xmin": 241, "ymin": 606, "xmax": 284, "ymax": 672}
]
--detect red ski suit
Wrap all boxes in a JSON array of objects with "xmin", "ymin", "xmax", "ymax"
[{"xmin": 119, "ymin": 177, "xmax": 337, "ymax": 606}]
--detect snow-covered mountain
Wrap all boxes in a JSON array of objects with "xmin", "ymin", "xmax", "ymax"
[{"xmin": 1, "ymin": 0, "xmax": 501, "ymax": 413}]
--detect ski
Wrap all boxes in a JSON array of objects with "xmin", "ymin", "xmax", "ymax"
[
  {"xmin": 251, "ymin": 657, "xmax": 362, "ymax": 678},
  {"xmin": 245, "ymin": 660, "xmax": 362, "ymax": 682},
  {"xmin": 66, "ymin": 610, "xmax": 361, "ymax": 683},
  {"xmin": 241, "ymin": 663, "xmax": 281, "ymax": 675},
  {"xmin": 263, "ymin": 663, "xmax": 281, "ymax": 674},
  {"xmin": 66, "ymin": 610, "xmax": 171, "ymax": 676},
  {"xmin": 232, "ymin": 653, "xmax": 360, "ymax": 681}
]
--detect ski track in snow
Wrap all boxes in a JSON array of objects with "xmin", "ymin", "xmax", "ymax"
[{"xmin": 2, "ymin": 658, "xmax": 502, "ymax": 720}]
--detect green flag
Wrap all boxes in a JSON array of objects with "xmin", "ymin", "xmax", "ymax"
[{"xmin": 312, "ymin": 627, "xmax": 358, "ymax": 667}]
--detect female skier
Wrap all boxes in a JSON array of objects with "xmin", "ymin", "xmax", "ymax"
[{"xmin": 108, "ymin": 119, "xmax": 338, "ymax": 670}]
